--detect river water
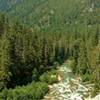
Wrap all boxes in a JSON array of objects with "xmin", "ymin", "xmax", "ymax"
[{"xmin": 43, "ymin": 61, "xmax": 94, "ymax": 100}]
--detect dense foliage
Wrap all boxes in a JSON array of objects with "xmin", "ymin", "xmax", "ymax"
[
  {"xmin": 0, "ymin": 9, "xmax": 99, "ymax": 89},
  {"xmin": 39, "ymin": 70, "xmax": 58, "ymax": 84},
  {"xmin": 0, "ymin": 0, "xmax": 99, "ymax": 32},
  {"xmin": 0, "ymin": 82, "xmax": 48, "ymax": 100},
  {"xmin": 0, "ymin": 0, "xmax": 100, "ymax": 99}
]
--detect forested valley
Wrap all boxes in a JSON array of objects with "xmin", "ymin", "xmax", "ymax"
[{"xmin": 0, "ymin": 0, "xmax": 100, "ymax": 99}]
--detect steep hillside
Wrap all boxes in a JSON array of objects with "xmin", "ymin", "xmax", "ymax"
[
  {"xmin": 0, "ymin": 0, "xmax": 100, "ymax": 99},
  {"xmin": 0, "ymin": 0, "xmax": 99, "ymax": 32}
]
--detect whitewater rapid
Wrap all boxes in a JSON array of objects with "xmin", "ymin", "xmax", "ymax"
[{"xmin": 43, "ymin": 61, "xmax": 98, "ymax": 100}]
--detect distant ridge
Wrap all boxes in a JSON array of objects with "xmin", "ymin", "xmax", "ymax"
[{"xmin": 0, "ymin": 0, "xmax": 99, "ymax": 32}]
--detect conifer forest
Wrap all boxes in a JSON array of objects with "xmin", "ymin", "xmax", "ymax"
[{"xmin": 0, "ymin": 0, "xmax": 100, "ymax": 100}]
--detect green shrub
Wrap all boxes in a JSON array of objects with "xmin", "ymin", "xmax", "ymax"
[
  {"xmin": 81, "ymin": 73, "xmax": 91, "ymax": 82},
  {"xmin": 0, "ymin": 82, "xmax": 49, "ymax": 100},
  {"xmin": 53, "ymin": 62, "xmax": 60, "ymax": 69},
  {"xmin": 91, "ymin": 81, "xmax": 100, "ymax": 97},
  {"xmin": 39, "ymin": 70, "xmax": 58, "ymax": 84}
]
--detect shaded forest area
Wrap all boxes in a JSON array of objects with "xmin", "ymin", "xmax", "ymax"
[
  {"xmin": 0, "ymin": 0, "xmax": 100, "ymax": 99},
  {"xmin": 0, "ymin": 11, "xmax": 99, "ymax": 96}
]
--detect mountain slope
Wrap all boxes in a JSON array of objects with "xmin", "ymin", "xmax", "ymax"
[{"xmin": 0, "ymin": 0, "xmax": 99, "ymax": 32}]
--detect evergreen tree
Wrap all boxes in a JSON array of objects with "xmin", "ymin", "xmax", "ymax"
[
  {"xmin": 0, "ymin": 35, "xmax": 11, "ymax": 90},
  {"xmin": 77, "ymin": 40, "xmax": 89, "ymax": 75}
]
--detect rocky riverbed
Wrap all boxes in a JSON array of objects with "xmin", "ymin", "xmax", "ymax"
[{"xmin": 43, "ymin": 62, "xmax": 98, "ymax": 100}]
